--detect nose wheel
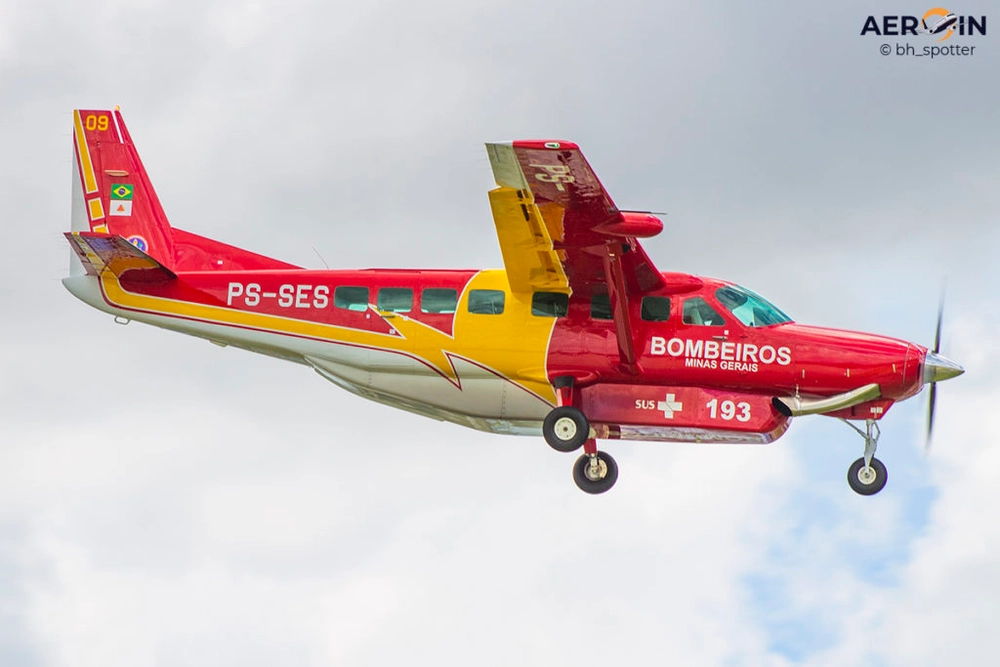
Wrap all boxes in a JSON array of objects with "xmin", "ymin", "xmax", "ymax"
[
  {"xmin": 842, "ymin": 418, "xmax": 888, "ymax": 495},
  {"xmin": 847, "ymin": 456, "xmax": 887, "ymax": 495}
]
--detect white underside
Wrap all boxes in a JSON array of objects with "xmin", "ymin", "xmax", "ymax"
[{"xmin": 63, "ymin": 275, "xmax": 549, "ymax": 436}]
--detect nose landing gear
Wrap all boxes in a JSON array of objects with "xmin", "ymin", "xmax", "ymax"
[{"xmin": 842, "ymin": 418, "xmax": 888, "ymax": 495}]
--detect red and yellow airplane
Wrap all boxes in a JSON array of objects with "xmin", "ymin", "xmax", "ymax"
[{"xmin": 64, "ymin": 109, "xmax": 964, "ymax": 495}]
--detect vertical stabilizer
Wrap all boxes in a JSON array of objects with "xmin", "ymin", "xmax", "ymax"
[{"xmin": 71, "ymin": 109, "xmax": 176, "ymax": 268}]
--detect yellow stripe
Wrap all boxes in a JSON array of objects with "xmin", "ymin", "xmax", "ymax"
[
  {"xmin": 88, "ymin": 198, "xmax": 104, "ymax": 221},
  {"xmin": 98, "ymin": 270, "xmax": 558, "ymax": 404},
  {"xmin": 93, "ymin": 224, "xmax": 108, "ymax": 233},
  {"xmin": 73, "ymin": 110, "xmax": 99, "ymax": 195}
]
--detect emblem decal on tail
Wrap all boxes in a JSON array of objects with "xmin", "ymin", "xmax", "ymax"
[{"xmin": 127, "ymin": 235, "xmax": 147, "ymax": 252}]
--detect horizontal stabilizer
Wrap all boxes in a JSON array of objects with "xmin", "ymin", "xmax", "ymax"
[{"xmin": 66, "ymin": 232, "xmax": 176, "ymax": 283}]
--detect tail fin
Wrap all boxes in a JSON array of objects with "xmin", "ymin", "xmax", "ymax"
[
  {"xmin": 71, "ymin": 109, "xmax": 175, "ymax": 270},
  {"xmin": 69, "ymin": 109, "xmax": 301, "ymax": 275}
]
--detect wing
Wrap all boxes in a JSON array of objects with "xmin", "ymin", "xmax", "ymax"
[{"xmin": 486, "ymin": 140, "xmax": 666, "ymax": 373}]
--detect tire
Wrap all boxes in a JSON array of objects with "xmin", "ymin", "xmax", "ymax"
[
  {"xmin": 847, "ymin": 457, "xmax": 888, "ymax": 496},
  {"xmin": 572, "ymin": 451, "xmax": 619, "ymax": 494},
  {"xmin": 542, "ymin": 406, "xmax": 589, "ymax": 452}
]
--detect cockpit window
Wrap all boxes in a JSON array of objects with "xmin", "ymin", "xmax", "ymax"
[
  {"xmin": 682, "ymin": 297, "xmax": 725, "ymax": 326},
  {"xmin": 714, "ymin": 285, "xmax": 792, "ymax": 327}
]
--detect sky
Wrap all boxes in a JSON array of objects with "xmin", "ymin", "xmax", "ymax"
[{"xmin": 1, "ymin": 0, "xmax": 998, "ymax": 665}]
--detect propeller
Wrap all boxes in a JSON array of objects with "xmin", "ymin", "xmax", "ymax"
[
  {"xmin": 923, "ymin": 291, "xmax": 964, "ymax": 450},
  {"xmin": 925, "ymin": 296, "xmax": 944, "ymax": 450}
]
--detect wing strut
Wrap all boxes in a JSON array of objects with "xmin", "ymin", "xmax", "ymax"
[{"xmin": 602, "ymin": 243, "xmax": 641, "ymax": 375}]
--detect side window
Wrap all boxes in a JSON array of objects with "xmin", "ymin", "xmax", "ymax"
[
  {"xmin": 682, "ymin": 297, "xmax": 725, "ymax": 326},
  {"xmin": 334, "ymin": 286, "xmax": 369, "ymax": 312},
  {"xmin": 590, "ymin": 293, "xmax": 612, "ymax": 320},
  {"xmin": 641, "ymin": 296, "xmax": 671, "ymax": 322},
  {"xmin": 467, "ymin": 289, "xmax": 505, "ymax": 315},
  {"xmin": 377, "ymin": 287, "xmax": 413, "ymax": 313},
  {"xmin": 421, "ymin": 288, "xmax": 458, "ymax": 314},
  {"xmin": 531, "ymin": 292, "xmax": 569, "ymax": 317}
]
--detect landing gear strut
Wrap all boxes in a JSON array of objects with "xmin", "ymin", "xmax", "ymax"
[
  {"xmin": 842, "ymin": 418, "xmax": 888, "ymax": 495},
  {"xmin": 545, "ymin": 376, "xmax": 618, "ymax": 493}
]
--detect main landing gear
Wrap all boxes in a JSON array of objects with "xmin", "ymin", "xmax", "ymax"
[
  {"xmin": 842, "ymin": 418, "xmax": 888, "ymax": 496},
  {"xmin": 572, "ymin": 450, "xmax": 619, "ymax": 495},
  {"xmin": 542, "ymin": 406, "xmax": 589, "ymax": 453},
  {"xmin": 543, "ymin": 379, "xmax": 619, "ymax": 494}
]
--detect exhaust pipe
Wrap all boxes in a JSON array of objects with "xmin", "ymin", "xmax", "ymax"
[{"xmin": 772, "ymin": 383, "xmax": 881, "ymax": 417}]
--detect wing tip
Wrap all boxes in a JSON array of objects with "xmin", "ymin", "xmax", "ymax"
[
  {"xmin": 512, "ymin": 140, "xmax": 579, "ymax": 150},
  {"xmin": 486, "ymin": 140, "xmax": 580, "ymax": 151}
]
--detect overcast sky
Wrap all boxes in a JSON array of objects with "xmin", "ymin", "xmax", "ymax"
[{"xmin": 1, "ymin": 0, "xmax": 998, "ymax": 664}]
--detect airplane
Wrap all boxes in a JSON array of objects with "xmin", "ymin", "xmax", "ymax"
[
  {"xmin": 923, "ymin": 12, "xmax": 958, "ymax": 39},
  {"xmin": 64, "ymin": 108, "xmax": 964, "ymax": 495}
]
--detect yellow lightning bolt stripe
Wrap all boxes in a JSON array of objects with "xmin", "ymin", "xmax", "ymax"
[
  {"xmin": 73, "ymin": 111, "xmax": 99, "ymax": 195},
  {"xmin": 96, "ymin": 269, "xmax": 558, "ymax": 404},
  {"xmin": 374, "ymin": 310, "xmax": 463, "ymax": 384}
]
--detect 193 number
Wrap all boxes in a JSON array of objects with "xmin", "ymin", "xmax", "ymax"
[{"xmin": 706, "ymin": 398, "xmax": 751, "ymax": 422}]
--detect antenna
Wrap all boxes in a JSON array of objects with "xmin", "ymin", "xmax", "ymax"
[{"xmin": 312, "ymin": 246, "xmax": 330, "ymax": 270}]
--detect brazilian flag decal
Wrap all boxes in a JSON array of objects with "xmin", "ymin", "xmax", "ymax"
[
  {"xmin": 109, "ymin": 183, "xmax": 134, "ymax": 216},
  {"xmin": 111, "ymin": 184, "xmax": 134, "ymax": 200}
]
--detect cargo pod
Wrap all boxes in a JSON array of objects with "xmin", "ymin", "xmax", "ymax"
[{"xmin": 580, "ymin": 384, "xmax": 790, "ymax": 444}]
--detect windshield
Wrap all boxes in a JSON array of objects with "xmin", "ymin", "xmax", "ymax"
[{"xmin": 714, "ymin": 285, "xmax": 792, "ymax": 327}]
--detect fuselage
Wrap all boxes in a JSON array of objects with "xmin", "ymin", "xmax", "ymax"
[{"xmin": 64, "ymin": 264, "xmax": 928, "ymax": 437}]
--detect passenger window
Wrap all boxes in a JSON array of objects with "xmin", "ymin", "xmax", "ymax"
[
  {"xmin": 377, "ymin": 287, "xmax": 413, "ymax": 313},
  {"xmin": 421, "ymin": 288, "xmax": 458, "ymax": 314},
  {"xmin": 467, "ymin": 289, "xmax": 505, "ymax": 315},
  {"xmin": 641, "ymin": 296, "xmax": 671, "ymax": 322},
  {"xmin": 334, "ymin": 286, "xmax": 369, "ymax": 312},
  {"xmin": 682, "ymin": 297, "xmax": 724, "ymax": 326},
  {"xmin": 590, "ymin": 293, "xmax": 613, "ymax": 320},
  {"xmin": 531, "ymin": 292, "xmax": 569, "ymax": 317}
]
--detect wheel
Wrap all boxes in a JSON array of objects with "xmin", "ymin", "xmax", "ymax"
[
  {"xmin": 572, "ymin": 451, "xmax": 619, "ymax": 494},
  {"xmin": 542, "ymin": 406, "xmax": 589, "ymax": 452},
  {"xmin": 847, "ymin": 457, "xmax": 888, "ymax": 495}
]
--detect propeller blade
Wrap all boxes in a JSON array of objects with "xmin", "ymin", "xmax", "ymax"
[
  {"xmin": 925, "ymin": 381, "xmax": 937, "ymax": 452},
  {"xmin": 933, "ymin": 295, "xmax": 944, "ymax": 354},
  {"xmin": 926, "ymin": 287, "xmax": 946, "ymax": 452}
]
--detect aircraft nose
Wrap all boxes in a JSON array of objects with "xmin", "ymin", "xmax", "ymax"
[{"xmin": 923, "ymin": 351, "xmax": 965, "ymax": 384}]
